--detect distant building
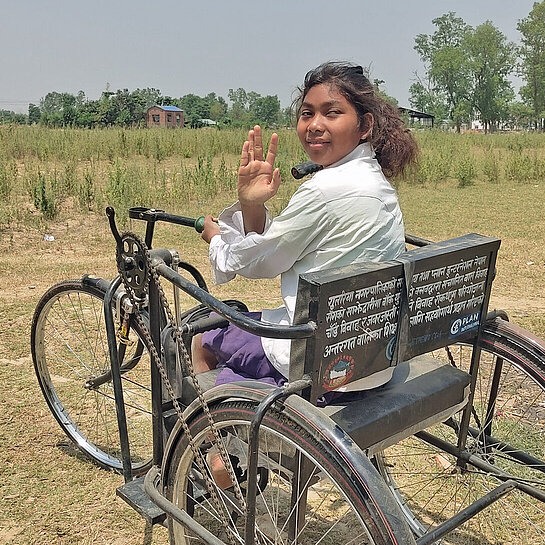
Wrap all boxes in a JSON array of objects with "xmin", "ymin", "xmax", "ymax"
[
  {"xmin": 146, "ymin": 105, "xmax": 184, "ymax": 128},
  {"xmin": 398, "ymin": 107, "xmax": 435, "ymax": 128}
]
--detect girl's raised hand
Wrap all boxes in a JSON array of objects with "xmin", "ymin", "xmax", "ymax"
[{"xmin": 237, "ymin": 126, "xmax": 281, "ymax": 206}]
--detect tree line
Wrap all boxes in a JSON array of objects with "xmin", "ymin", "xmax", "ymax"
[
  {"xmin": 1, "ymin": 81, "xmax": 394, "ymax": 130},
  {"xmin": 0, "ymin": 87, "xmax": 290, "ymax": 129},
  {"xmin": 410, "ymin": 3, "xmax": 545, "ymax": 132},
  {"xmin": 1, "ymin": 2, "xmax": 544, "ymax": 131}
]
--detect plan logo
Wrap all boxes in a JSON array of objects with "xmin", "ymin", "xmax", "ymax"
[
  {"xmin": 386, "ymin": 335, "xmax": 397, "ymax": 361},
  {"xmin": 322, "ymin": 355, "xmax": 355, "ymax": 390},
  {"xmin": 450, "ymin": 312, "xmax": 480, "ymax": 337}
]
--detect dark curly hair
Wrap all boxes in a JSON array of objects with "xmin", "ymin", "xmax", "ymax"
[{"xmin": 295, "ymin": 61, "xmax": 418, "ymax": 178}]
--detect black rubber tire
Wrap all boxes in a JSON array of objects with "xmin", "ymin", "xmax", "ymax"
[
  {"xmin": 31, "ymin": 279, "xmax": 153, "ymax": 473},
  {"xmin": 376, "ymin": 318, "xmax": 545, "ymax": 543},
  {"xmin": 165, "ymin": 399, "xmax": 415, "ymax": 545}
]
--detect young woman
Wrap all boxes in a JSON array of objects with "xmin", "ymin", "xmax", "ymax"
[{"xmin": 193, "ymin": 61, "xmax": 418, "ymax": 391}]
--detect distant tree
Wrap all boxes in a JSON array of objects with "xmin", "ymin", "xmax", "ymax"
[
  {"xmin": 251, "ymin": 95, "xmax": 281, "ymax": 126},
  {"xmin": 39, "ymin": 91, "xmax": 64, "ymax": 126},
  {"xmin": 228, "ymin": 88, "xmax": 250, "ymax": 125},
  {"xmin": 76, "ymin": 100, "xmax": 99, "ymax": 127},
  {"xmin": 95, "ymin": 90, "xmax": 117, "ymax": 126},
  {"xmin": 371, "ymin": 78, "xmax": 399, "ymax": 106},
  {"xmin": 205, "ymin": 92, "xmax": 228, "ymax": 122},
  {"xmin": 136, "ymin": 88, "xmax": 162, "ymax": 109},
  {"xmin": 409, "ymin": 78, "xmax": 449, "ymax": 124},
  {"xmin": 180, "ymin": 93, "xmax": 210, "ymax": 121},
  {"xmin": 465, "ymin": 21, "xmax": 516, "ymax": 132},
  {"xmin": 61, "ymin": 93, "xmax": 77, "ymax": 126},
  {"xmin": 280, "ymin": 106, "xmax": 295, "ymax": 127},
  {"xmin": 28, "ymin": 103, "xmax": 41, "ymax": 124},
  {"xmin": 414, "ymin": 12, "xmax": 472, "ymax": 130},
  {"xmin": 40, "ymin": 91, "xmax": 64, "ymax": 115},
  {"xmin": 227, "ymin": 89, "xmax": 283, "ymax": 127},
  {"xmin": 209, "ymin": 95, "xmax": 228, "ymax": 121},
  {"xmin": 507, "ymin": 100, "xmax": 534, "ymax": 129},
  {"xmin": 517, "ymin": 0, "xmax": 545, "ymax": 130},
  {"xmin": 0, "ymin": 110, "xmax": 27, "ymax": 124}
]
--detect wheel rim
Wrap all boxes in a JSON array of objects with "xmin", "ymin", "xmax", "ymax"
[
  {"xmin": 376, "ymin": 342, "xmax": 545, "ymax": 543},
  {"xmin": 169, "ymin": 409, "xmax": 381, "ymax": 545},
  {"xmin": 34, "ymin": 287, "xmax": 152, "ymax": 471}
]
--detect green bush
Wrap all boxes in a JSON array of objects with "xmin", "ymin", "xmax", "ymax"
[
  {"xmin": 30, "ymin": 170, "xmax": 59, "ymax": 219},
  {"xmin": 454, "ymin": 154, "xmax": 477, "ymax": 187}
]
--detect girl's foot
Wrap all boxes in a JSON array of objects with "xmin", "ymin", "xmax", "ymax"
[{"xmin": 206, "ymin": 446, "xmax": 233, "ymax": 489}]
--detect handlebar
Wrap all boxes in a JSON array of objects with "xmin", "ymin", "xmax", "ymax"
[
  {"xmin": 106, "ymin": 206, "xmax": 206, "ymax": 250},
  {"xmin": 128, "ymin": 206, "xmax": 205, "ymax": 233}
]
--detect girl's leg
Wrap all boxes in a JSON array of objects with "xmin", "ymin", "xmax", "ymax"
[
  {"xmin": 191, "ymin": 334, "xmax": 231, "ymax": 486},
  {"xmin": 191, "ymin": 333, "xmax": 219, "ymax": 374}
]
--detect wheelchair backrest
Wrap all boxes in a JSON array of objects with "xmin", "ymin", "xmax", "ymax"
[{"xmin": 289, "ymin": 233, "xmax": 501, "ymax": 401}]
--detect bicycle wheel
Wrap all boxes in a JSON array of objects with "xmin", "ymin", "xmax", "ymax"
[
  {"xmin": 376, "ymin": 319, "xmax": 545, "ymax": 544},
  {"xmin": 31, "ymin": 279, "xmax": 153, "ymax": 473},
  {"xmin": 165, "ymin": 399, "xmax": 414, "ymax": 545}
]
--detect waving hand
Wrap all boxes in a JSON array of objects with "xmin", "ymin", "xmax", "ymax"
[{"xmin": 238, "ymin": 125, "xmax": 281, "ymax": 206}]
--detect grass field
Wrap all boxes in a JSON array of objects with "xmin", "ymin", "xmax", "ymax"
[{"xmin": 0, "ymin": 126, "xmax": 544, "ymax": 544}]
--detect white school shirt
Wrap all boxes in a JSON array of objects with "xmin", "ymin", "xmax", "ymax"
[{"xmin": 208, "ymin": 143, "xmax": 405, "ymax": 381}]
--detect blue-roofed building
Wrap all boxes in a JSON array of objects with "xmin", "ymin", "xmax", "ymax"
[{"xmin": 146, "ymin": 105, "xmax": 184, "ymax": 128}]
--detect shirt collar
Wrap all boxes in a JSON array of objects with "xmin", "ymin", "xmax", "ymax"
[{"xmin": 327, "ymin": 142, "xmax": 375, "ymax": 169}]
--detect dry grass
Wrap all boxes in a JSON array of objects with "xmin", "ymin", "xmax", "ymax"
[{"xmin": 0, "ymin": 130, "xmax": 544, "ymax": 544}]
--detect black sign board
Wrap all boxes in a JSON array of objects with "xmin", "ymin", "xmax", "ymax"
[{"xmin": 291, "ymin": 234, "xmax": 500, "ymax": 398}]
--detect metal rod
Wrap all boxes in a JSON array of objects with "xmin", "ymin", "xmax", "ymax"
[
  {"xmin": 465, "ymin": 425, "xmax": 545, "ymax": 473},
  {"xmin": 144, "ymin": 221, "xmax": 156, "ymax": 249},
  {"xmin": 85, "ymin": 341, "xmax": 144, "ymax": 390},
  {"xmin": 156, "ymin": 263, "xmax": 316, "ymax": 339},
  {"xmin": 104, "ymin": 276, "xmax": 133, "ymax": 483},
  {"xmin": 244, "ymin": 377, "xmax": 313, "ymax": 545},
  {"xmin": 456, "ymin": 340, "xmax": 483, "ymax": 458},
  {"xmin": 148, "ymin": 277, "xmax": 165, "ymax": 466},
  {"xmin": 416, "ymin": 480, "xmax": 516, "ymax": 545},
  {"xmin": 416, "ymin": 430, "xmax": 545, "ymax": 502},
  {"xmin": 484, "ymin": 354, "xmax": 504, "ymax": 455},
  {"xmin": 144, "ymin": 467, "xmax": 229, "ymax": 545}
]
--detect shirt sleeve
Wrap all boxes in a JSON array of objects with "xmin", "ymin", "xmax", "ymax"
[{"xmin": 208, "ymin": 183, "xmax": 329, "ymax": 284}]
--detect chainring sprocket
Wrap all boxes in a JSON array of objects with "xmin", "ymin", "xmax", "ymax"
[{"xmin": 116, "ymin": 232, "xmax": 150, "ymax": 300}]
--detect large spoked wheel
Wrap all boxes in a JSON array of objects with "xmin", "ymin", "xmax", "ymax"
[
  {"xmin": 166, "ymin": 400, "xmax": 414, "ymax": 545},
  {"xmin": 376, "ymin": 319, "xmax": 545, "ymax": 543},
  {"xmin": 31, "ymin": 279, "xmax": 153, "ymax": 474}
]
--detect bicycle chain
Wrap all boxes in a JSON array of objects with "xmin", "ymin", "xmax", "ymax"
[{"xmin": 116, "ymin": 232, "xmax": 247, "ymax": 542}]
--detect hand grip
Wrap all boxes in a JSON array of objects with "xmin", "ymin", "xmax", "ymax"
[
  {"xmin": 291, "ymin": 161, "xmax": 323, "ymax": 180},
  {"xmin": 194, "ymin": 216, "xmax": 205, "ymax": 233}
]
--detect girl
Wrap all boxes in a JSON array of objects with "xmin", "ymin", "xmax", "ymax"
[{"xmin": 193, "ymin": 61, "xmax": 418, "ymax": 392}]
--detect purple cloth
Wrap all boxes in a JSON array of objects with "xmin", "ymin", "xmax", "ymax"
[
  {"xmin": 201, "ymin": 312, "xmax": 371, "ymax": 406},
  {"xmin": 201, "ymin": 312, "xmax": 287, "ymax": 387}
]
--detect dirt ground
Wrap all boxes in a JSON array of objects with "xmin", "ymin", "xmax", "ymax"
[{"xmin": 0, "ymin": 207, "xmax": 544, "ymax": 545}]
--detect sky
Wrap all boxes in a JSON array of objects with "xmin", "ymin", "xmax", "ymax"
[{"xmin": 0, "ymin": 0, "xmax": 538, "ymax": 114}]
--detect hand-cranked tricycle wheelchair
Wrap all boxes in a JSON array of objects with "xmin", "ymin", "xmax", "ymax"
[{"xmin": 31, "ymin": 201, "xmax": 545, "ymax": 544}]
